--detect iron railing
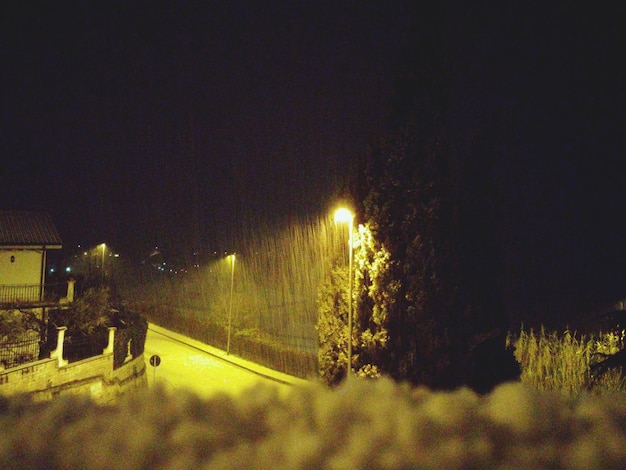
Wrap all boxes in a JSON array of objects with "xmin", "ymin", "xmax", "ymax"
[
  {"xmin": 0, "ymin": 283, "xmax": 67, "ymax": 305},
  {"xmin": 0, "ymin": 334, "xmax": 40, "ymax": 369}
]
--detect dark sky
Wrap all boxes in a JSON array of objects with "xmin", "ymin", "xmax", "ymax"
[
  {"xmin": 2, "ymin": 2, "xmax": 407, "ymax": 254},
  {"xmin": 2, "ymin": 2, "xmax": 626, "ymax": 325}
]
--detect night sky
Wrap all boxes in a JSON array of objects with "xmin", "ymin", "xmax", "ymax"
[
  {"xmin": 2, "ymin": 2, "xmax": 626, "ymax": 326},
  {"xmin": 2, "ymin": 2, "xmax": 404, "ymax": 253}
]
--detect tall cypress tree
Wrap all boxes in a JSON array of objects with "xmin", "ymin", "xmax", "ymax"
[
  {"xmin": 361, "ymin": 123, "xmax": 464, "ymax": 388},
  {"xmin": 355, "ymin": 7, "xmax": 510, "ymax": 389}
]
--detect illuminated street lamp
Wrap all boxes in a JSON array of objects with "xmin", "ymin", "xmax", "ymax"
[
  {"xmin": 226, "ymin": 254, "xmax": 235, "ymax": 355},
  {"xmin": 100, "ymin": 243, "xmax": 106, "ymax": 283},
  {"xmin": 334, "ymin": 207, "xmax": 354, "ymax": 378}
]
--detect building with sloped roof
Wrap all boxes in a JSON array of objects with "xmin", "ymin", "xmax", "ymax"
[
  {"xmin": 0, "ymin": 210, "xmax": 63, "ymax": 306},
  {"xmin": 0, "ymin": 210, "xmax": 70, "ymax": 369},
  {"xmin": 0, "ymin": 212, "xmax": 147, "ymax": 397}
]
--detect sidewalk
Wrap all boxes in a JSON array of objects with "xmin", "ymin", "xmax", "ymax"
[{"xmin": 148, "ymin": 323, "xmax": 310, "ymax": 387}]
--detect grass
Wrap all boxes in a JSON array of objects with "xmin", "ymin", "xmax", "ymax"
[{"xmin": 509, "ymin": 326, "xmax": 626, "ymax": 394}]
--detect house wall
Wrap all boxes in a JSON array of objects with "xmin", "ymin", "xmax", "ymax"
[
  {"xmin": 0, "ymin": 248, "xmax": 43, "ymax": 286},
  {"xmin": 0, "ymin": 353, "xmax": 148, "ymax": 404}
]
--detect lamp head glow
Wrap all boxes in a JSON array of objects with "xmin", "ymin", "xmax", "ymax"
[{"xmin": 334, "ymin": 207, "xmax": 354, "ymax": 224}]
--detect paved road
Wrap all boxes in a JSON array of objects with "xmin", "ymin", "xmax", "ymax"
[{"xmin": 144, "ymin": 326, "xmax": 298, "ymax": 399}]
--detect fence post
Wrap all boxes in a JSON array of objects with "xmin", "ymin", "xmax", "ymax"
[
  {"xmin": 103, "ymin": 327, "xmax": 116, "ymax": 355},
  {"xmin": 50, "ymin": 327, "xmax": 68, "ymax": 367}
]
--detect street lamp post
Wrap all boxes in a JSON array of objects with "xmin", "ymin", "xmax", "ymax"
[
  {"xmin": 100, "ymin": 243, "xmax": 106, "ymax": 284},
  {"xmin": 334, "ymin": 208, "xmax": 354, "ymax": 379},
  {"xmin": 226, "ymin": 254, "xmax": 235, "ymax": 355}
]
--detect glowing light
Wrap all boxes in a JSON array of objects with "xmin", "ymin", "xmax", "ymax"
[{"xmin": 334, "ymin": 207, "xmax": 354, "ymax": 224}]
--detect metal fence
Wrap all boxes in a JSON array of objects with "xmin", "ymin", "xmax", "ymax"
[
  {"xmin": 0, "ymin": 283, "xmax": 67, "ymax": 304},
  {"xmin": 0, "ymin": 335, "xmax": 40, "ymax": 369},
  {"xmin": 0, "ymin": 284, "xmax": 42, "ymax": 303},
  {"xmin": 63, "ymin": 336, "xmax": 102, "ymax": 363}
]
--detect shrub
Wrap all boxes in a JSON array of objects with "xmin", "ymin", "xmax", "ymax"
[{"xmin": 510, "ymin": 326, "xmax": 625, "ymax": 394}]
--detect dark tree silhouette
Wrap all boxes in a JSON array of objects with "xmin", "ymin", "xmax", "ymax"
[{"xmin": 353, "ymin": 7, "xmax": 509, "ymax": 389}]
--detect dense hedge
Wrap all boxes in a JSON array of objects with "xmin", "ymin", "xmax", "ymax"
[{"xmin": 112, "ymin": 309, "xmax": 148, "ymax": 369}]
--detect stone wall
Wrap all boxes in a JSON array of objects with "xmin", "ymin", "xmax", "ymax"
[{"xmin": 0, "ymin": 328, "xmax": 147, "ymax": 404}]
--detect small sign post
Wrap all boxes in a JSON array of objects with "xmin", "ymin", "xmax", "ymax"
[{"xmin": 149, "ymin": 354, "xmax": 161, "ymax": 385}]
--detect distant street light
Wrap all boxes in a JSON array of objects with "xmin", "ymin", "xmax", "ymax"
[
  {"xmin": 334, "ymin": 208, "xmax": 354, "ymax": 378},
  {"xmin": 226, "ymin": 254, "xmax": 235, "ymax": 355},
  {"xmin": 100, "ymin": 243, "xmax": 106, "ymax": 283}
]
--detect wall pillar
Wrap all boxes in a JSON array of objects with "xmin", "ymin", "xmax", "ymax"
[
  {"xmin": 66, "ymin": 278, "xmax": 76, "ymax": 303},
  {"xmin": 50, "ymin": 326, "xmax": 68, "ymax": 367},
  {"xmin": 126, "ymin": 338, "xmax": 133, "ymax": 362},
  {"xmin": 103, "ymin": 327, "xmax": 116, "ymax": 355}
]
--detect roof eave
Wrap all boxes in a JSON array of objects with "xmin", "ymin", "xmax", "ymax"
[{"xmin": 0, "ymin": 244, "xmax": 63, "ymax": 250}]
